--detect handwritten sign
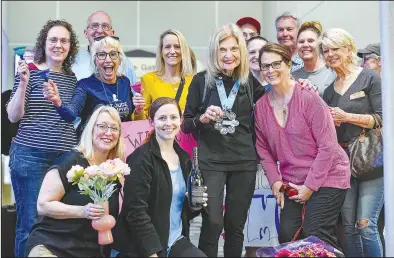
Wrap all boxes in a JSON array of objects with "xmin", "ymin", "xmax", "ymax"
[
  {"xmin": 243, "ymin": 165, "xmax": 280, "ymax": 247},
  {"xmin": 121, "ymin": 120, "xmax": 197, "ymax": 158}
]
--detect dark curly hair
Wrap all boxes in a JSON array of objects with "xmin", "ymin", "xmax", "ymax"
[{"xmin": 33, "ymin": 19, "xmax": 79, "ymax": 75}]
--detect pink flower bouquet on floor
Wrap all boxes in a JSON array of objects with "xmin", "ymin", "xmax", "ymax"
[
  {"xmin": 256, "ymin": 236, "xmax": 341, "ymax": 257},
  {"xmin": 66, "ymin": 158, "xmax": 130, "ymax": 244}
]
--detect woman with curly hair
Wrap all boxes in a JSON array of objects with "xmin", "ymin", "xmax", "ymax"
[{"xmin": 6, "ymin": 19, "xmax": 79, "ymax": 257}]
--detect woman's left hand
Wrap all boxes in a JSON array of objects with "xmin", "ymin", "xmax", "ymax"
[
  {"xmin": 329, "ymin": 107, "xmax": 348, "ymax": 123},
  {"xmin": 297, "ymin": 78, "xmax": 318, "ymax": 93},
  {"xmin": 287, "ymin": 183, "xmax": 314, "ymax": 203}
]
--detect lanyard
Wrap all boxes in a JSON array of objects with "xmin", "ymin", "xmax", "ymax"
[{"xmin": 215, "ymin": 77, "xmax": 240, "ymax": 111}]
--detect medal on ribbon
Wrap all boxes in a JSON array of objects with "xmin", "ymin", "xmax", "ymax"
[{"xmin": 214, "ymin": 77, "xmax": 240, "ymax": 135}]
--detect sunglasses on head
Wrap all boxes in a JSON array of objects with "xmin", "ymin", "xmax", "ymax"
[{"xmin": 94, "ymin": 36, "xmax": 120, "ymax": 42}]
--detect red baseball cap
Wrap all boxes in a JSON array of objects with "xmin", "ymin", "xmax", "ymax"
[{"xmin": 236, "ymin": 17, "xmax": 261, "ymax": 34}]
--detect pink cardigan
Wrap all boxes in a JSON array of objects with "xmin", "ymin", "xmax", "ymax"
[{"xmin": 254, "ymin": 85, "xmax": 350, "ymax": 191}]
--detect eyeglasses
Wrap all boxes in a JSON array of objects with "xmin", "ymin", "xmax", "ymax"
[
  {"xmin": 95, "ymin": 51, "xmax": 120, "ymax": 60},
  {"xmin": 87, "ymin": 23, "xmax": 112, "ymax": 31},
  {"xmin": 94, "ymin": 36, "xmax": 120, "ymax": 42},
  {"xmin": 47, "ymin": 37, "xmax": 70, "ymax": 45},
  {"xmin": 261, "ymin": 60, "xmax": 283, "ymax": 71},
  {"xmin": 95, "ymin": 124, "xmax": 120, "ymax": 133},
  {"xmin": 243, "ymin": 32, "xmax": 259, "ymax": 39}
]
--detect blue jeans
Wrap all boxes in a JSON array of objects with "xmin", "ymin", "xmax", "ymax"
[
  {"xmin": 341, "ymin": 176, "xmax": 384, "ymax": 257},
  {"xmin": 9, "ymin": 142, "xmax": 64, "ymax": 257}
]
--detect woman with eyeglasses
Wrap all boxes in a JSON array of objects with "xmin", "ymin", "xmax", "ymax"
[
  {"xmin": 254, "ymin": 42, "xmax": 350, "ymax": 253},
  {"xmin": 6, "ymin": 20, "xmax": 79, "ymax": 257},
  {"xmin": 132, "ymin": 29, "xmax": 196, "ymax": 119},
  {"xmin": 24, "ymin": 105, "xmax": 124, "ymax": 257},
  {"xmin": 43, "ymin": 36, "xmax": 134, "ymax": 138}
]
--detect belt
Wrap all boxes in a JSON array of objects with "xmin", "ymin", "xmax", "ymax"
[{"xmin": 339, "ymin": 141, "xmax": 349, "ymax": 148}]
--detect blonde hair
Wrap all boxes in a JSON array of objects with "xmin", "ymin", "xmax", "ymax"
[
  {"xmin": 297, "ymin": 21, "xmax": 323, "ymax": 38},
  {"xmin": 90, "ymin": 36, "xmax": 127, "ymax": 77},
  {"xmin": 320, "ymin": 28, "xmax": 358, "ymax": 65},
  {"xmin": 75, "ymin": 105, "xmax": 125, "ymax": 162},
  {"xmin": 155, "ymin": 29, "xmax": 195, "ymax": 77},
  {"xmin": 205, "ymin": 23, "xmax": 250, "ymax": 87}
]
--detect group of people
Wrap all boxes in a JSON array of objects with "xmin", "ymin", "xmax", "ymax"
[{"xmin": 4, "ymin": 8, "xmax": 384, "ymax": 258}]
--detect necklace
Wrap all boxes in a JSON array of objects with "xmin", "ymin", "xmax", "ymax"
[
  {"xmin": 270, "ymin": 91, "xmax": 290, "ymax": 127},
  {"xmin": 161, "ymin": 75, "xmax": 181, "ymax": 91},
  {"xmin": 101, "ymin": 79, "xmax": 119, "ymax": 104}
]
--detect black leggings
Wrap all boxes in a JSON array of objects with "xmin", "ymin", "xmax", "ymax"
[
  {"xmin": 279, "ymin": 187, "xmax": 347, "ymax": 251},
  {"xmin": 198, "ymin": 170, "xmax": 256, "ymax": 257}
]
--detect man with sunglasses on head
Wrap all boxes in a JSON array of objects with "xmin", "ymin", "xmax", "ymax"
[{"xmin": 72, "ymin": 11, "xmax": 136, "ymax": 84}]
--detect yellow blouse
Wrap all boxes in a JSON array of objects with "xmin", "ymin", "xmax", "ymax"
[{"xmin": 132, "ymin": 72, "xmax": 194, "ymax": 120}]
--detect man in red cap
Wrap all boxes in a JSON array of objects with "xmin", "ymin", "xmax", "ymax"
[{"xmin": 236, "ymin": 16, "xmax": 261, "ymax": 41}]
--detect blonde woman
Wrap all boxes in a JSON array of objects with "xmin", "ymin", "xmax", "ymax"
[
  {"xmin": 25, "ymin": 105, "xmax": 124, "ymax": 257},
  {"xmin": 321, "ymin": 28, "xmax": 383, "ymax": 257},
  {"xmin": 132, "ymin": 29, "xmax": 196, "ymax": 119},
  {"xmin": 182, "ymin": 23, "xmax": 256, "ymax": 257},
  {"xmin": 44, "ymin": 36, "xmax": 134, "ymax": 137},
  {"xmin": 292, "ymin": 21, "xmax": 337, "ymax": 97}
]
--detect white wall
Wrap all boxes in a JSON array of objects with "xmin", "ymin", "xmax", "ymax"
[
  {"xmin": 1, "ymin": 1, "xmax": 380, "ymax": 91},
  {"xmin": 262, "ymin": 1, "xmax": 380, "ymax": 48}
]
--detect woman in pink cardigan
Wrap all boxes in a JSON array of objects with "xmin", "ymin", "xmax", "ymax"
[{"xmin": 253, "ymin": 42, "xmax": 350, "ymax": 251}]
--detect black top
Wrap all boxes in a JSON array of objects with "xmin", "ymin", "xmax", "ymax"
[
  {"xmin": 25, "ymin": 150, "xmax": 121, "ymax": 257},
  {"xmin": 182, "ymin": 71, "xmax": 257, "ymax": 172},
  {"xmin": 323, "ymin": 69, "xmax": 382, "ymax": 142},
  {"xmin": 113, "ymin": 135, "xmax": 199, "ymax": 257},
  {"xmin": 249, "ymin": 72, "xmax": 267, "ymax": 103},
  {"xmin": 1, "ymin": 90, "xmax": 20, "ymax": 155}
]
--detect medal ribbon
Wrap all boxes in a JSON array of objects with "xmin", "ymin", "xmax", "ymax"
[{"xmin": 215, "ymin": 78, "xmax": 240, "ymax": 111}]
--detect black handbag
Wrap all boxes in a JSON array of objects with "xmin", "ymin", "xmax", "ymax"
[{"xmin": 348, "ymin": 114, "xmax": 383, "ymax": 181}]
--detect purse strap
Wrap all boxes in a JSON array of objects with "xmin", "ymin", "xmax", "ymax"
[{"xmin": 175, "ymin": 77, "xmax": 185, "ymax": 103}]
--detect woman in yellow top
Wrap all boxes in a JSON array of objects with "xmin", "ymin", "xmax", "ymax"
[{"xmin": 132, "ymin": 29, "xmax": 196, "ymax": 119}]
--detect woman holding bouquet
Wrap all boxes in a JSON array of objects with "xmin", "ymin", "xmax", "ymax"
[
  {"xmin": 113, "ymin": 97, "xmax": 207, "ymax": 257},
  {"xmin": 25, "ymin": 105, "xmax": 126, "ymax": 257},
  {"xmin": 254, "ymin": 43, "xmax": 350, "ymax": 251}
]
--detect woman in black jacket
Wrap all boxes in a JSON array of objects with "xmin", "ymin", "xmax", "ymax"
[
  {"xmin": 113, "ymin": 97, "xmax": 207, "ymax": 257},
  {"xmin": 182, "ymin": 23, "xmax": 257, "ymax": 257}
]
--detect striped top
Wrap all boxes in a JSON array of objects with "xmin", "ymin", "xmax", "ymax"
[{"xmin": 7, "ymin": 63, "xmax": 78, "ymax": 152}]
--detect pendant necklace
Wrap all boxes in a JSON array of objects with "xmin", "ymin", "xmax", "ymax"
[
  {"xmin": 101, "ymin": 78, "xmax": 119, "ymax": 104},
  {"xmin": 270, "ymin": 91, "xmax": 289, "ymax": 127}
]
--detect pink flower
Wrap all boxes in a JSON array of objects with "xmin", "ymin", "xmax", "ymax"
[
  {"xmin": 113, "ymin": 158, "xmax": 130, "ymax": 175},
  {"xmin": 66, "ymin": 165, "xmax": 84, "ymax": 182},
  {"xmin": 98, "ymin": 162, "xmax": 116, "ymax": 179},
  {"xmin": 275, "ymin": 249, "xmax": 292, "ymax": 257},
  {"xmin": 85, "ymin": 165, "xmax": 100, "ymax": 178}
]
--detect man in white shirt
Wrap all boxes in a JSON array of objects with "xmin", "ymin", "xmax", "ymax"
[
  {"xmin": 72, "ymin": 11, "xmax": 136, "ymax": 83},
  {"xmin": 275, "ymin": 11, "xmax": 304, "ymax": 72}
]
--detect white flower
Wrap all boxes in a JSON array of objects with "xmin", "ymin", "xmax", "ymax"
[{"xmin": 66, "ymin": 165, "xmax": 84, "ymax": 182}]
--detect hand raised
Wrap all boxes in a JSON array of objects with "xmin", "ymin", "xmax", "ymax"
[
  {"xmin": 43, "ymin": 79, "xmax": 62, "ymax": 107},
  {"xmin": 17, "ymin": 60, "xmax": 30, "ymax": 86}
]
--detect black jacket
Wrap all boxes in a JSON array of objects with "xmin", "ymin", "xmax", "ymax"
[
  {"xmin": 113, "ymin": 135, "xmax": 198, "ymax": 257},
  {"xmin": 182, "ymin": 71, "xmax": 257, "ymax": 172}
]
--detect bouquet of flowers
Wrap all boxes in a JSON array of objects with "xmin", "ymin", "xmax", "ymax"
[
  {"xmin": 66, "ymin": 158, "xmax": 130, "ymax": 203},
  {"xmin": 66, "ymin": 158, "xmax": 130, "ymax": 245},
  {"xmin": 256, "ymin": 236, "xmax": 340, "ymax": 257}
]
